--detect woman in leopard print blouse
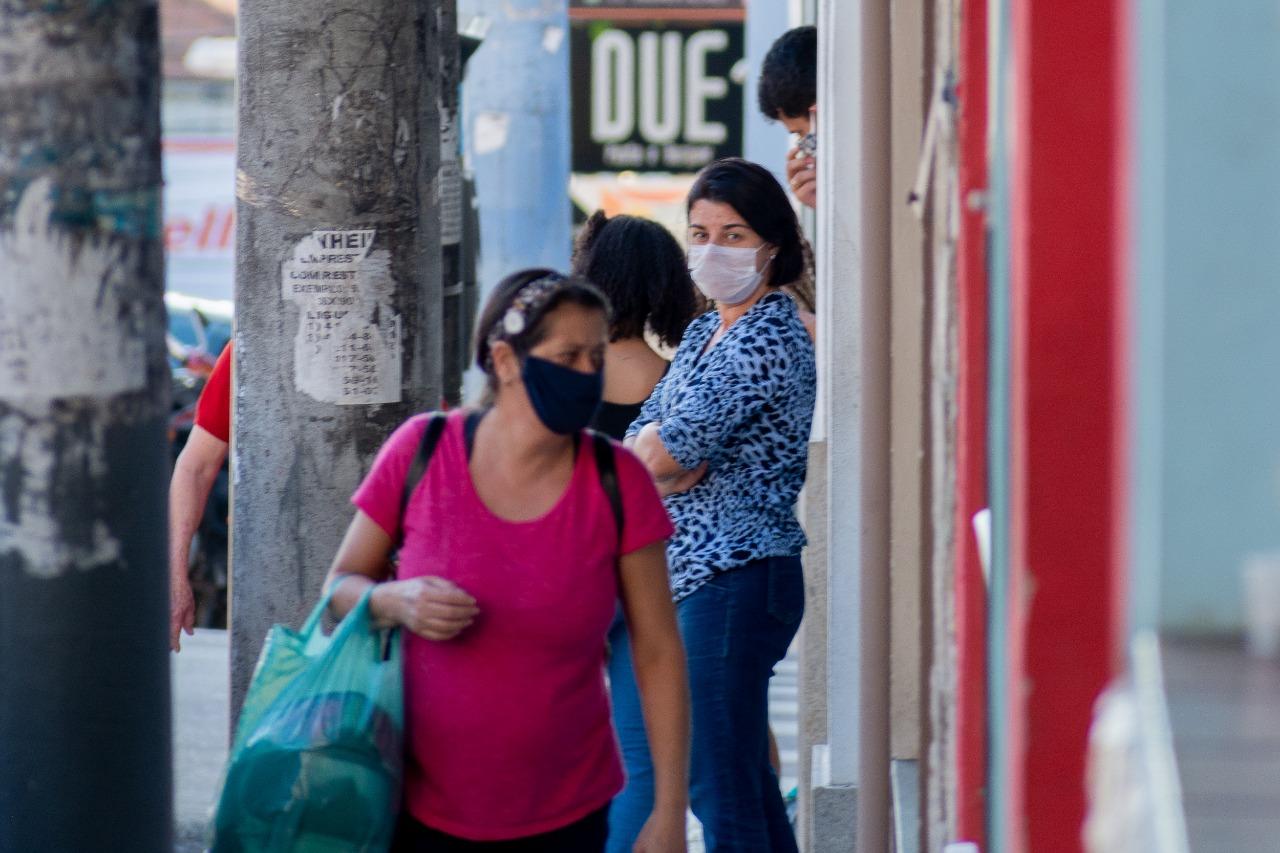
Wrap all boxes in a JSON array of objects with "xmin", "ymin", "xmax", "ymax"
[{"xmin": 614, "ymin": 158, "xmax": 816, "ymax": 853}]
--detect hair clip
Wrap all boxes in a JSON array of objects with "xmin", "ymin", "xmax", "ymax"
[
  {"xmin": 487, "ymin": 273, "xmax": 566, "ymax": 349},
  {"xmin": 502, "ymin": 309, "xmax": 526, "ymax": 336}
]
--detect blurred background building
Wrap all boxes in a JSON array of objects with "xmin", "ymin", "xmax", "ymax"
[
  {"xmin": 161, "ymin": 0, "xmax": 235, "ymax": 303},
  {"xmin": 798, "ymin": 1, "xmax": 1280, "ymax": 852},
  {"xmin": 152, "ymin": 0, "xmax": 1280, "ymax": 850}
]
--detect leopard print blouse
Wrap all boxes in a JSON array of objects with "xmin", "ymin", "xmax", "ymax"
[{"xmin": 627, "ymin": 291, "xmax": 817, "ymax": 601}]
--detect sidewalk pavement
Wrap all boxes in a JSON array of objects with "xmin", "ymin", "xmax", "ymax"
[
  {"xmin": 170, "ymin": 630, "xmax": 800, "ymax": 852},
  {"xmin": 1164, "ymin": 637, "xmax": 1280, "ymax": 852},
  {"xmin": 172, "ymin": 629, "xmax": 229, "ymax": 852},
  {"xmin": 773, "ymin": 649, "xmax": 800, "ymax": 794}
]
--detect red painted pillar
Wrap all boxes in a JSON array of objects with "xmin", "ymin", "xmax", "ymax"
[
  {"xmin": 954, "ymin": 0, "xmax": 989, "ymax": 845},
  {"xmin": 1006, "ymin": 0, "xmax": 1126, "ymax": 849}
]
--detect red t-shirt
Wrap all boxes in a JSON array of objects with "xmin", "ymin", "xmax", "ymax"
[
  {"xmin": 195, "ymin": 343, "xmax": 232, "ymax": 443},
  {"xmin": 352, "ymin": 411, "xmax": 673, "ymax": 840}
]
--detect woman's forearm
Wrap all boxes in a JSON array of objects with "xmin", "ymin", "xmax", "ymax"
[
  {"xmin": 327, "ymin": 572, "xmax": 420, "ymax": 633},
  {"xmin": 631, "ymin": 635, "xmax": 692, "ymax": 814},
  {"xmin": 324, "ymin": 511, "xmax": 396, "ymax": 623},
  {"xmin": 325, "ymin": 571, "xmax": 377, "ymax": 619},
  {"xmin": 634, "ymin": 421, "xmax": 689, "ymax": 481},
  {"xmin": 168, "ymin": 428, "xmax": 227, "ymax": 579}
]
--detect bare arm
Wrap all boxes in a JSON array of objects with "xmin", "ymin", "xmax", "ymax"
[
  {"xmin": 619, "ymin": 541, "xmax": 690, "ymax": 852},
  {"xmin": 630, "ymin": 422, "xmax": 685, "ymax": 480},
  {"xmin": 324, "ymin": 510, "xmax": 478, "ymax": 640},
  {"xmin": 168, "ymin": 425, "xmax": 228, "ymax": 651}
]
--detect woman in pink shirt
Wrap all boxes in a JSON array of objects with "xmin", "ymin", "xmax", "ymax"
[{"xmin": 324, "ymin": 270, "xmax": 691, "ymax": 852}]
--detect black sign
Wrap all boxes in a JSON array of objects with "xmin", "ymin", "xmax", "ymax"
[{"xmin": 571, "ymin": 20, "xmax": 744, "ymax": 173}]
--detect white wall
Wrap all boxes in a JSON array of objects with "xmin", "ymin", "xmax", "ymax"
[{"xmin": 1132, "ymin": 0, "xmax": 1280, "ymax": 634}]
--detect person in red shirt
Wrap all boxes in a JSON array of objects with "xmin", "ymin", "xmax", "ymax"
[{"xmin": 169, "ymin": 341, "xmax": 231, "ymax": 651}]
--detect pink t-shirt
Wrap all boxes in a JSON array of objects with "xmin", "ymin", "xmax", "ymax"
[{"xmin": 352, "ymin": 411, "xmax": 673, "ymax": 840}]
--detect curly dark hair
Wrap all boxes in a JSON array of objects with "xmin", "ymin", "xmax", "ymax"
[
  {"xmin": 757, "ymin": 26, "xmax": 816, "ymax": 120},
  {"xmin": 687, "ymin": 158, "xmax": 805, "ymax": 291},
  {"xmin": 571, "ymin": 211, "xmax": 698, "ymax": 350}
]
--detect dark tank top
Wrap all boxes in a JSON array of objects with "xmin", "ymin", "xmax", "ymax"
[
  {"xmin": 591, "ymin": 400, "xmax": 646, "ymax": 442},
  {"xmin": 590, "ymin": 363, "xmax": 670, "ymax": 441}
]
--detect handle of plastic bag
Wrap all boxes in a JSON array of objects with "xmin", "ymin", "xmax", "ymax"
[
  {"xmin": 327, "ymin": 585, "xmax": 379, "ymax": 647},
  {"xmin": 297, "ymin": 577, "xmax": 391, "ymax": 665},
  {"xmin": 298, "ymin": 574, "xmax": 364, "ymax": 639},
  {"xmin": 323, "ymin": 585, "xmax": 399, "ymax": 668}
]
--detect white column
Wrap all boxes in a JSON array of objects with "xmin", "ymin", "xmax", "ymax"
[{"xmin": 817, "ymin": 0, "xmax": 864, "ymax": 790}]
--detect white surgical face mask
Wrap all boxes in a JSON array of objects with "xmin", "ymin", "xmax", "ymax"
[{"xmin": 687, "ymin": 243, "xmax": 774, "ymax": 306}]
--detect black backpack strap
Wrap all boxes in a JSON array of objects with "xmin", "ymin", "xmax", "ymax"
[
  {"xmin": 399, "ymin": 414, "xmax": 447, "ymax": 542},
  {"xmin": 590, "ymin": 431, "xmax": 625, "ymax": 547},
  {"xmin": 463, "ymin": 408, "xmax": 485, "ymax": 460}
]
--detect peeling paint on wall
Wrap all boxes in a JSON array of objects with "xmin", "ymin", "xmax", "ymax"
[
  {"xmin": 473, "ymin": 111, "xmax": 511, "ymax": 155},
  {"xmin": 541, "ymin": 25, "xmax": 564, "ymax": 54},
  {"xmin": 282, "ymin": 229, "xmax": 401, "ymax": 404},
  {"xmin": 0, "ymin": 177, "xmax": 148, "ymax": 399},
  {"xmin": 0, "ymin": 407, "xmax": 123, "ymax": 578}
]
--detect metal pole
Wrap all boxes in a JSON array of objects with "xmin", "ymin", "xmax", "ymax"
[
  {"xmin": 0, "ymin": 2, "xmax": 170, "ymax": 850},
  {"xmin": 857, "ymin": 0, "xmax": 893, "ymax": 851},
  {"xmin": 438, "ymin": 4, "xmax": 466, "ymax": 407},
  {"xmin": 231, "ymin": 0, "xmax": 446, "ymax": 714},
  {"xmin": 459, "ymin": 0, "xmax": 571, "ymax": 400}
]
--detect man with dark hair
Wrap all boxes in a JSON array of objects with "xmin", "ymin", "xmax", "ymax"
[{"xmin": 758, "ymin": 25, "xmax": 818, "ymax": 209}]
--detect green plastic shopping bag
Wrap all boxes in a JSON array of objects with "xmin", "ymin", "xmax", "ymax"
[{"xmin": 211, "ymin": 580, "xmax": 403, "ymax": 853}]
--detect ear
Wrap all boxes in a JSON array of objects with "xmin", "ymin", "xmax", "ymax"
[
  {"xmin": 758, "ymin": 242, "xmax": 778, "ymax": 269},
  {"xmin": 490, "ymin": 340, "xmax": 522, "ymax": 387}
]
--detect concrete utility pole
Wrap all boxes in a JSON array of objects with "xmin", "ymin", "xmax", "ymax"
[
  {"xmin": 0, "ymin": 3, "xmax": 170, "ymax": 851},
  {"xmin": 232, "ymin": 0, "xmax": 448, "ymax": 711}
]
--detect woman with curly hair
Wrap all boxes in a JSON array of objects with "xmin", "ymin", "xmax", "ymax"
[{"xmin": 572, "ymin": 211, "xmax": 699, "ymax": 442}]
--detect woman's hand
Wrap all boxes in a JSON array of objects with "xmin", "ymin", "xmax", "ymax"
[
  {"xmin": 169, "ymin": 571, "xmax": 196, "ymax": 652},
  {"xmin": 632, "ymin": 808, "xmax": 687, "ymax": 853},
  {"xmin": 372, "ymin": 576, "xmax": 478, "ymax": 640},
  {"xmin": 656, "ymin": 462, "xmax": 708, "ymax": 497}
]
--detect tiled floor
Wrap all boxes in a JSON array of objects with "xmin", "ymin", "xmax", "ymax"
[{"xmin": 1163, "ymin": 637, "xmax": 1280, "ymax": 852}]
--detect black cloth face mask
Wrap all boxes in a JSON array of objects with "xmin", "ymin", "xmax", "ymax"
[{"xmin": 520, "ymin": 355, "xmax": 604, "ymax": 435}]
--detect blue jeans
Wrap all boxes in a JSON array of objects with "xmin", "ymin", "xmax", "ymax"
[{"xmin": 607, "ymin": 556, "xmax": 803, "ymax": 853}]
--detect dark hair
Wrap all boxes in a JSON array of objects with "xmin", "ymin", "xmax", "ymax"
[
  {"xmin": 757, "ymin": 26, "xmax": 817, "ymax": 120},
  {"xmin": 786, "ymin": 236, "xmax": 817, "ymax": 313},
  {"xmin": 571, "ymin": 211, "xmax": 698, "ymax": 349},
  {"xmin": 473, "ymin": 268, "xmax": 610, "ymax": 395},
  {"xmin": 686, "ymin": 158, "xmax": 805, "ymax": 290}
]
